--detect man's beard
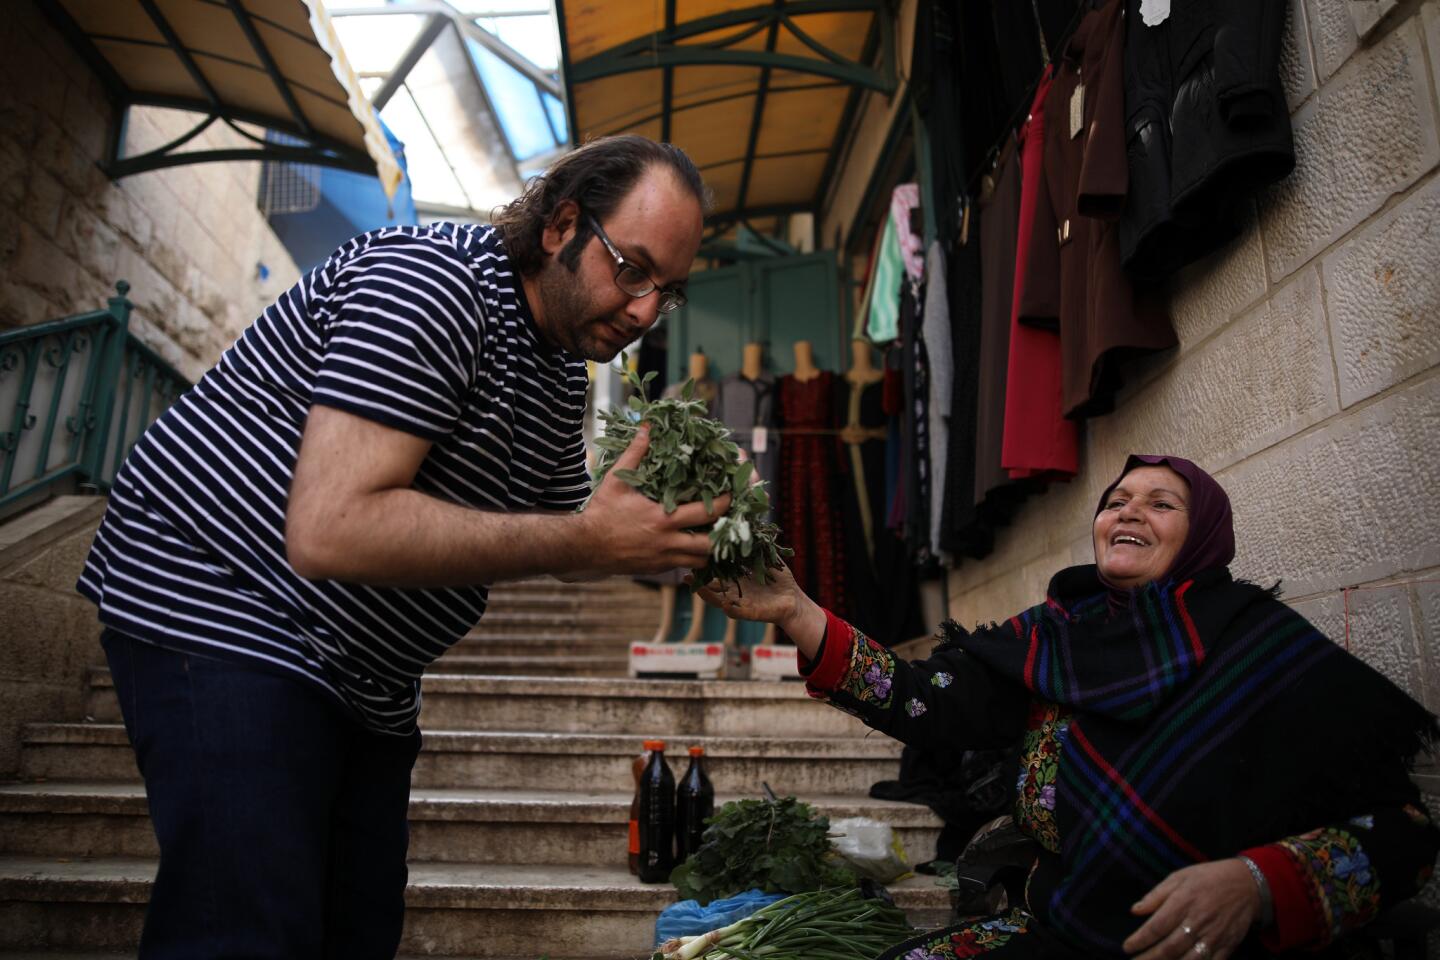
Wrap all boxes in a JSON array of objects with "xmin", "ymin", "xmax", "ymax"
[{"xmin": 535, "ymin": 262, "xmax": 630, "ymax": 362}]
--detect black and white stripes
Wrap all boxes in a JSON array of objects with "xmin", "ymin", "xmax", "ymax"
[{"xmin": 78, "ymin": 224, "xmax": 590, "ymax": 734}]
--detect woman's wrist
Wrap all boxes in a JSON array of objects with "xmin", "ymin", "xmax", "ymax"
[
  {"xmin": 1236, "ymin": 855, "xmax": 1274, "ymax": 928},
  {"xmin": 778, "ymin": 595, "xmax": 827, "ymax": 657}
]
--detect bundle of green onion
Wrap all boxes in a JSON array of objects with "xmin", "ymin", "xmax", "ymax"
[{"xmin": 653, "ymin": 887, "xmax": 916, "ymax": 960}]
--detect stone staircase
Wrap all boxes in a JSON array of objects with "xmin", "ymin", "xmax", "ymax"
[{"xmin": 0, "ymin": 576, "xmax": 949, "ymax": 956}]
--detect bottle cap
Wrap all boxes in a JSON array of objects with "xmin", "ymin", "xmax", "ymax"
[
  {"xmin": 643, "ymin": 739, "xmax": 666, "ymax": 750},
  {"xmin": 689, "ymin": 746, "xmax": 704, "ymax": 756}
]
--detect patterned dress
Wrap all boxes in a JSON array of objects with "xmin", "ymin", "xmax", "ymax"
[
  {"xmin": 777, "ymin": 371, "xmax": 846, "ymax": 622},
  {"xmin": 801, "ymin": 610, "xmax": 1439, "ymax": 958}
]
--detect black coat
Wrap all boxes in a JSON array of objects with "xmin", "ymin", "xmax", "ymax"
[{"xmin": 1121, "ymin": 0, "xmax": 1295, "ymax": 278}]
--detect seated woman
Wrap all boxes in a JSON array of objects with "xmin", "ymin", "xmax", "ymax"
[{"xmin": 694, "ymin": 455, "xmax": 1439, "ymax": 959}]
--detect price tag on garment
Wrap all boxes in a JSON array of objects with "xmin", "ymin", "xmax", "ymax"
[
  {"xmin": 1069, "ymin": 83, "xmax": 1085, "ymax": 139},
  {"xmin": 750, "ymin": 426, "xmax": 769, "ymax": 454},
  {"xmin": 1139, "ymin": 0, "xmax": 1170, "ymax": 26}
]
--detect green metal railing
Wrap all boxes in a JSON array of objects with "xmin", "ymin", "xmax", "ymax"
[{"xmin": 0, "ymin": 281, "xmax": 191, "ymax": 518}]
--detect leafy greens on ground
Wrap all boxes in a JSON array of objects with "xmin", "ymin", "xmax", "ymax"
[{"xmin": 669, "ymin": 796, "xmax": 857, "ymax": 905}]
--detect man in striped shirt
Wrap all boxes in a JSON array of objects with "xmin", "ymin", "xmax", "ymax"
[{"xmin": 78, "ymin": 135, "xmax": 719, "ymax": 957}]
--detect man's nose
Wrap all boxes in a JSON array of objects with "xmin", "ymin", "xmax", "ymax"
[{"xmin": 626, "ymin": 291, "xmax": 662, "ymax": 332}]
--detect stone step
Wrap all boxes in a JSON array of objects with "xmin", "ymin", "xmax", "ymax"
[
  {"xmin": 497, "ymin": 576, "xmax": 658, "ymax": 598},
  {"xmin": 90, "ymin": 656, "xmax": 823, "ymax": 725},
  {"xmin": 466, "ymin": 618, "xmax": 653, "ymax": 641},
  {"xmin": 475, "ymin": 611, "xmax": 659, "ymax": 630},
  {"xmin": 0, "ymin": 857, "xmax": 951, "ymax": 956},
  {"xmin": 417, "ymin": 675, "xmax": 869, "ymax": 737},
  {"xmin": 0, "ymin": 783, "xmax": 943, "ymax": 866},
  {"xmin": 20, "ymin": 725, "xmax": 903, "ymax": 794},
  {"xmin": 483, "ymin": 590, "xmax": 662, "ymax": 614},
  {"xmin": 429, "ymin": 656, "xmax": 630, "ymax": 678},
  {"xmin": 452, "ymin": 631, "xmax": 643, "ymax": 650}
]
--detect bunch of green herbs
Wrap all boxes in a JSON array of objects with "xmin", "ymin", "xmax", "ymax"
[
  {"xmin": 653, "ymin": 886, "xmax": 914, "ymax": 960},
  {"xmin": 589, "ymin": 357, "xmax": 790, "ymax": 586},
  {"xmin": 669, "ymin": 796, "xmax": 857, "ymax": 905}
]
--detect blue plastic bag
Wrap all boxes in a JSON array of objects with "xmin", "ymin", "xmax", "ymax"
[{"xmin": 654, "ymin": 889, "xmax": 785, "ymax": 947}]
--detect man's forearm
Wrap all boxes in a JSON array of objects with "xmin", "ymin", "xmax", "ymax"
[{"xmin": 286, "ymin": 487, "xmax": 594, "ymax": 588}]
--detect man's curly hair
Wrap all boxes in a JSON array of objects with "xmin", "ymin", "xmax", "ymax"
[{"xmin": 491, "ymin": 135, "xmax": 709, "ymax": 276}]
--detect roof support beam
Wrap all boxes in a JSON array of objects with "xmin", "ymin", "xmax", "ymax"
[
  {"xmin": 370, "ymin": 14, "xmax": 449, "ymax": 111},
  {"xmin": 455, "ymin": 16, "xmax": 561, "ymax": 97},
  {"xmin": 735, "ymin": 0, "xmax": 782, "ymax": 212},
  {"xmin": 137, "ymin": 0, "xmax": 224, "ymax": 110},
  {"xmin": 575, "ymin": 48, "xmax": 890, "ymax": 91},
  {"xmin": 659, "ymin": 0, "xmax": 676, "ymax": 143},
  {"xmin": 225, "ymin": 0, "xmax": 315, "ymax": 137},
  {"xmin": 569, "ymin": 0, "xmax": 892, "ymax": 93},
  {"xmin": 328, "ymin": 1, "xmax": 561, "ymax": 97}
]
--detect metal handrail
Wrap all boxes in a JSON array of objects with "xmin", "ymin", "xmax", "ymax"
[{"xmin": 0, "ymin": 281, "xmax": 192, "ymax": 518}]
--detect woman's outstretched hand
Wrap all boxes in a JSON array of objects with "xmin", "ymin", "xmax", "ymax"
[
  {"xmin": 1122, "ymin": 859, "xmax": 1261, "ymax": 960},
  {"xmin": 687, "ymin": 563, "xmax": 828, "ymax": 658}
]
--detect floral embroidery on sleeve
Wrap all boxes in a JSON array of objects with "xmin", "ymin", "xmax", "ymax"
[
  {"xmin": 931, "ymin": 671, "xmax": 954, "ymax": 688},
  {"xmin": 1272, "ymin": 828, "xmax": 1382, "ymax": 939},
  {"xmin": 837, "ymin": 628, "xmax": 896, "ymax": 709},
  {"xmin": 891, "ymin": 908, "xmax": 1032, "ymax": 959},
  {"xmin": 905, "ymin": 698, "xmax": 928, "ymax": 718},
  {"xmin": 1014, "ymin": 701, "xmax": 1069, "ymax": 854}
]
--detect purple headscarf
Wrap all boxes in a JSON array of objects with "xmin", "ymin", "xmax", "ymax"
[{"xmin": 1095, "ymin": 454, "xmax": 1236, "ymax": 586}]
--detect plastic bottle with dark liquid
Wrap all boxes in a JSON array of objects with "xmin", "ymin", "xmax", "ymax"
[
  {"xmin": 637, "ymin": 739, "xmax": 676, "ymax": 883},
  {"xmin": 674, "ymin": 745, "xmax": 715, "ymax": 863},
  {"xmin": 627, "ymin": 740, "xmax": 656, "ymax": 874}
]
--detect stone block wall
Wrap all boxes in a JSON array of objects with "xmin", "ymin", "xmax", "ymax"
[
  {"xmin": 947, "ymin": 0, "xmax": 1440, "ymax": 719},
  {"xmin": 0, "ymin": 1, "xmax": 300, "ymax": 384}
]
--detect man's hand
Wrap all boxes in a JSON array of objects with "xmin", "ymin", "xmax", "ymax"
[
  {"xmin": 1123, "ymin": 860, "xmax": 1261, "ymax": 960},
  {"xmin": 575, "ymin": 426, "xmax": 730, "ymax": 577}
]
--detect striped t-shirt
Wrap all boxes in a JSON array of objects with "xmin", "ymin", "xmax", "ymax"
[{"xmin": 78, "ymin": 224, "xmax": 590, "ymax": 733}]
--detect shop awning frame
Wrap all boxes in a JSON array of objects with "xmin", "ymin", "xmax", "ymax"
[
  {"xmin": 556, "ymin": 0, "xmax": 894, "ymax": 230},
  {"xmin": 32, "ymin": 0, "xmax": 398, "ymax": 186},
  {"xmin": 566, "ymin": 0, "xmax": 893, "ymax": 93}
]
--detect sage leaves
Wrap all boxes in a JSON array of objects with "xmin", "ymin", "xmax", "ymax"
[{"xmin": 590, "ymin": 356, "xmax": 791, "ymax": 586}]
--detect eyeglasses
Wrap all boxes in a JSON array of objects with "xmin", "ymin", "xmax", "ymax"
[{"xmin": 585, "ymin": 213, "xmax": 687, "ymax": 314}]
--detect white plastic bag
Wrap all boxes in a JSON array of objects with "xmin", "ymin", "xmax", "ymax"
[{"xmin": 828, "ymin": 817, "xmax": 911, "ymax": 883}]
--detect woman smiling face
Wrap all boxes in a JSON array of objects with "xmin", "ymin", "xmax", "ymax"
[{"xmin": 1093, "ymin": 465, "xmax": 1191, "ymax": 589}]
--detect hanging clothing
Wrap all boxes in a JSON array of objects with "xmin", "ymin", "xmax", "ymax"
[
  {"xmin": 715, "ymin": 372, "xmax": 779, "ymax": 516},
  {"xmin": 1017, "ymin": 0, "xmax": 1177, "ymax": 421},
  {"xmin": 1121, "ymin": 0, "xmax": 1295, "ymax": 278},
  {"xmin": 848, "ymin": 372, "xmax": 924, "ymax": 647},
  {"xmin": 973, "ymin": 136, "xmax": 1022, "ymax": 506},
  {"xmin": 898, "ymin": 281, "xmax": 930, "ymax": 557},
  {"xmin": 864, "ymin": 217, "xmax": 904, "ymax": 343},
  {"xmin": 1003, "ymin": 68, "xmax": 1080, "ymax": 481},
  {"xmin": 839, "ymin": 375, "xmax": 900, "ymax": 644},
  {"xmin": 938, "ymin": 231, "xmax": 985, "ymax": 558},
  {"xmin": 891, "ymin": 184, "xmax": 925, "ymax": 283},
  {"xmin": 921, "ymin": 243, "xmax": 953, "ymax": 560},
  {"xmin": 777, "ymin": 372, "xmax": 847, "ymax": 625},
  {"xmin": 909, "ymin": 0, "xmax": 965, "ymax": 246}
]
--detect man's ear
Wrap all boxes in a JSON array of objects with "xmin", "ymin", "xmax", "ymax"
[{"xmin": 541, "ymin": 200, "xmax": 580, "ymax": 256}]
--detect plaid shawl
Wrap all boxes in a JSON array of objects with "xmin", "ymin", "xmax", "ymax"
[{"xmin": 946, "ymin": 564, "xmax": 1437, "ymax": 956}]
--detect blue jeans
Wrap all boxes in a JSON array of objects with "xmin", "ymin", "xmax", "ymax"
[{"xmin": 102, "ymin": 630, "xmax": 422, "ymax": 959}]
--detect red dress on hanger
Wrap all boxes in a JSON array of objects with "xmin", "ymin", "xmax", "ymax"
[
  {"xmin": 1001, "ymin": 65, "xmax": 1079, "ymax": 480},
  {"xmin": 777, "ymin": 371, "xmax": 846, "ymax": 623}
]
